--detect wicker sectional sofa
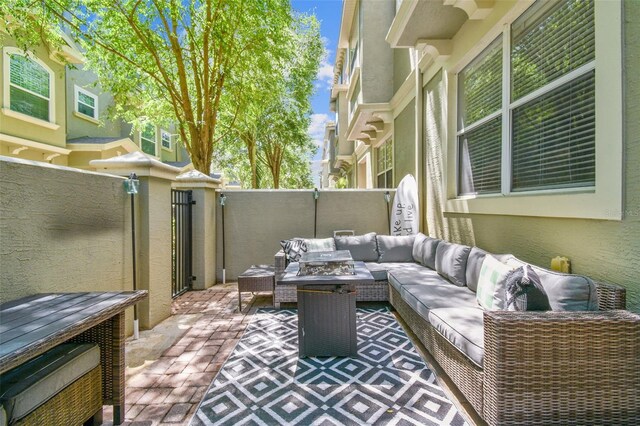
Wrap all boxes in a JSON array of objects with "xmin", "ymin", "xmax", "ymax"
[{"xmin": 275, "ymin": 232, "xmax": 640, "ymax": 425}]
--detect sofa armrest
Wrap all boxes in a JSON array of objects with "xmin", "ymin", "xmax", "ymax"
[
  {"xmin": 595, "ymin": 280, "xmax": 626, "ymax": 310},
  {"xmin": 275, "ymin": 250, "xmax": 287, "ymax": 275},
  {"xmin": 483, "ymin": 310, "xmax": 640, "ymax": 425}
]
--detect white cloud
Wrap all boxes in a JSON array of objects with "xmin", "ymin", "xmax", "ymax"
[
  {"xmin": 308, "ymin": 113, "xmax": 331, "ymax": 149},
  {"xmin": 314, "ymin": 36, "xmax": 334, "ymax": 91},
  {"xmin": 316, "ymin": 61, "xmax": 334, "ymax": 90}
]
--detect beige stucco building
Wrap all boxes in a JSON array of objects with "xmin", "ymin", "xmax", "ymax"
[
  {"xmin": 323, "ymin": 0, "xmax": 640, "ymax": 312},
  {"xmin": 0, "ymin": 33, "xmax": 190, "ymax": 169}
]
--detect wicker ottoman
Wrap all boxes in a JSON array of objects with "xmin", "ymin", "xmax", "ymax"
[{"xmin": 237, "ymin": 265, "xmax": 275, "ymax": 311}]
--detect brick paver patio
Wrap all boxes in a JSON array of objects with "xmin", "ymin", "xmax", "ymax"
[
  {"xmin": 103, "ymin": 285, "xmax": 267, "ymax": 426},
  {"xmin": 101, "ymin": 284, "xmax": 480, "ymax": 426}
]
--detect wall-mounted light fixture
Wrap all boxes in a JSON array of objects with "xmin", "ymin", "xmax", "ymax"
[
  {"xmin": 220, "ymin": 193, "xmax": 227, "ymax": 284},
  {"xmin": 313, "ymin": 188, "xmax": 319, "ymax": 237},
  {"xmin": 124, "ymin": 173, "xmax": 140, "ymax": 339},
  {"xmin": 384, "ymin": 191, "xmax": 391, "ymax": 234}
]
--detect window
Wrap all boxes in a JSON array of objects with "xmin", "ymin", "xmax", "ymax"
[
  {"xmin": 161, "ymin": 130, "xmax": 172, "ymax": 150},
  {"xmin": 457, "ymin": 0, "xmax": 595, "ymax": 196},
  {"xmin": 4, "ymin": 48, "xmax": 54, "ymax": 122},
  {"xmin": 74, "ymin": 86, "xmax": 98, "ymax": 120},
  {"xmin": 377, "ymin": 139, "xmax": 393, "ymax": 188},
  {"xmin": 140, "ymin": 124, "xmax": 156, "ymax": 156},
  {"xmin": 350, "ymin": 79, "xmax": 360, "ymax": 117}
]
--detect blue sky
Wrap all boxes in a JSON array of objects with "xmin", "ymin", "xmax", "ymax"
[{"xmin": 291, "ymin": 0, "xmax": 343, "ymax": 186}]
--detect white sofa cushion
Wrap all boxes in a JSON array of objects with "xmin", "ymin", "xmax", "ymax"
[{"xmin": 428, "ymin": 307, "xmax": 485, "ymax": 367}]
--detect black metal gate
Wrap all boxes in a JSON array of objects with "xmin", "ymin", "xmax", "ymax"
[{"xmin": 171, "ymin": 189, "xmax": 194, "ymax": 298}]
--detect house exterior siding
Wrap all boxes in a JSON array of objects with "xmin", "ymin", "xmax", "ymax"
[
  {"xmin": 0, "ymin": 39, "xmax": 68, "ymax": 165},
  {"xmin": 327, "ymin": 0, "xmax": 639, "ymax": 312}
]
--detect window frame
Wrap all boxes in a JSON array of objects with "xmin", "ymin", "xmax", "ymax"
[
  {"xmin": 74, "ymin": 85, "xmax": 99, "ymax": 121},
  {"xmin": 445, "ymin": 0, "xmax": 623, "ymax": 220},
  {"xmin": 376, "ymin": 138, "xmax": 393, "ymax": 189},
  {"xmin": 160, "ymin": 129, "xmax": 173, "ymax": 151},
  {"xmin": 2, "ymin": 47, "xmax": 57, "ymax": 128},
  {"xmin": 139, "ymin": 124, "xmax": 158, "ymax": 157}
]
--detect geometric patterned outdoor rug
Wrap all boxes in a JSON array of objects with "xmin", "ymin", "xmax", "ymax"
[{"xmin": 191, "ymin": 308, "xmax": 468, "ymax": 426}]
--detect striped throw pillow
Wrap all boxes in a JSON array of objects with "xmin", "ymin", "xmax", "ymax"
[{"xmin": 476, "ymin": 255, "xmax": 514, "ymax": 310}]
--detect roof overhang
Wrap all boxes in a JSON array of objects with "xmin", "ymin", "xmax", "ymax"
[
  {"xmin": 0, "ymin": 133, "xmax": 71, "ymax": 159},
  {"xmin": 386, "ymin": 0, "xmax": 494, "ymax": 48},
  {"xmin": 67, "ymin": 138, "xmax": 138, "ymax": 153},
  {"xmin": 331, "ymin": 0, "xmax": 357, "ymax": 86},
  {"xmin": 346, "ymin": 103, "xmax": 392, "ymax": 146}
]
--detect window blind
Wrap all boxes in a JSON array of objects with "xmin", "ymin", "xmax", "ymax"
[
  {"xmin": 459, "ymin": 38, "xmax": 502, "ymax": 127},
  {"xmin": 512, "ymin": 0, "xmax": 595, "ymax": 101},
  {"xmin": 512, "ymin": 71, "xmax": 595, "ymax": 191},
  {"xmin": 458, "ymin": 116, "xmax": 502, "ymax": 195},
  {"xmin": 9, "ymin": 55, "xmax": 50, "ymax": 121}
]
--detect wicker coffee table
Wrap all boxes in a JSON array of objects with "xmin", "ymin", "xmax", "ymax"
[{"xmin": 237, "ymin": 265, "xmax": 275, "ymax": 311}]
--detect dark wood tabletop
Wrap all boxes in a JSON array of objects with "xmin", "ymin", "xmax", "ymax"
[
  {"xmin": 0, "ymin": 291, "xmax": 147, "ymax": 374},
  {"xmin": 0, "ymin": 291, "xmax": 147, "ymax": 424}
]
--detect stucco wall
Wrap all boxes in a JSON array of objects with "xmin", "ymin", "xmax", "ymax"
[
  {"xmin": 66, "ymin": 66, "xmax": 124, "ymax": 140},
  {"xmin": 361, "ymin": 0, "xmax": 395, "ymax": 103},
  {"xmin": 215, "ymin": 190, "xmax": 392, "ymax": 280},
  {"xmin": 137, "ymin": 176, "xmax": 173, "ymax": 328},
  {"xmin": 393, "ymin": 48, "xmax": 412, "ymax": 94},
  {"xmin": 393, "ymin": 102, "xmax": 416, "ymax": 183},
  {"xmin": 0, "ymin": 157, "xmax": 135, "ymax": 328},
  {"xmin": 422, "ymin": 1, "xmax": 640, "ymax": 312}
]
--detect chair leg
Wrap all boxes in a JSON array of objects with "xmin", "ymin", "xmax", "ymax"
[{"xmin": 238, "ymin": 291, "xmax": 242, "ymax": 312}]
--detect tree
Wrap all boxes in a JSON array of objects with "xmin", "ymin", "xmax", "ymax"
[
  {"xmin": 1, "ymin": 0, "xmax": 294, "ymax": 174},
  {"xmin": 215, "ymin": 13, "xmax": 322, "ymax": 188}
]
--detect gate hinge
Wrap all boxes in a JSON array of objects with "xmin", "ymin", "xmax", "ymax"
[
  {"xmin": 190, "ymin": 276, "xmax": 197, "ymax": 281},
  {"xmin": 190, "ymin": 200, "xmax": 196, "ymax": 205}
]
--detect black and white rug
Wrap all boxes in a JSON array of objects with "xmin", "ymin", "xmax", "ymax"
[{"xmin": 191, "ymin": 308, "xmax": 468, "ymax": 426}]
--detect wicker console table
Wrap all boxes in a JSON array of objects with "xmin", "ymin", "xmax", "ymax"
[
  {"xmin": 237, "ymin": 265, "xmax": 275, "ymax": 311},
  {"xmin": 0, "ymin": 291, "xmax": 147, "ymax": 425}
]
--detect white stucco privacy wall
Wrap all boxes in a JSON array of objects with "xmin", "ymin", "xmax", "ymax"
[{"xmin": 215, "ymin": 189, "xmax": 394, "ymax": 281}]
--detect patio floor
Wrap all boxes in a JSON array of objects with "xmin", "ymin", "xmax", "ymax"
[{"xmin": 102, "ymin": 284, "xmax": 482, "ymax": 426}]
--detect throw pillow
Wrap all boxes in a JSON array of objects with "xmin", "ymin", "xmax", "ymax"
[
  {"xmin": 476, "ymin": 255, "xmax": 514, "ymax": 310},
  {"xmin": 334, "ymin": 232, "xmax": 379, "ymax": 262},
  {"xmin": 304, "ymin": 237, "xmax": 336, "ymax": 253},
  {"xmin": 505, "ymin": 265, "xmax": 551, "ymax": 311},
  {"xmin": 412, "ymin": 233, "xmax": 442, "ymax": 269},
  {"xmin": 435, "ymin": 241, "xmax": 472, "ymax": 286},
  {"xmin": 279, "ymin": 238, "xmax": 307, "ymax": 262},
  {"xmin": 377, "ymin": 235, "xmax": 416, "ymax": 262}
]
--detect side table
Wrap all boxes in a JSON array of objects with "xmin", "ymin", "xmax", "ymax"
[{"xmin": 237, "ymin": 265, "xmax": 275, "ymax": 311}]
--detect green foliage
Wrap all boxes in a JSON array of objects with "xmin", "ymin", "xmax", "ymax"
[
  {"xmin": 1, "ymin": 0, "xmax": 296, "ymax": 174},
  {"xmin": 215, "ymin": 12, "xmax": 323, "ymax": 189}
]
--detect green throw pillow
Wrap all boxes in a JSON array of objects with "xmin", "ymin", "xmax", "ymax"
[{"xmin": 476, "ymin": 255, "xmax": 514, "ymax": 310}]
